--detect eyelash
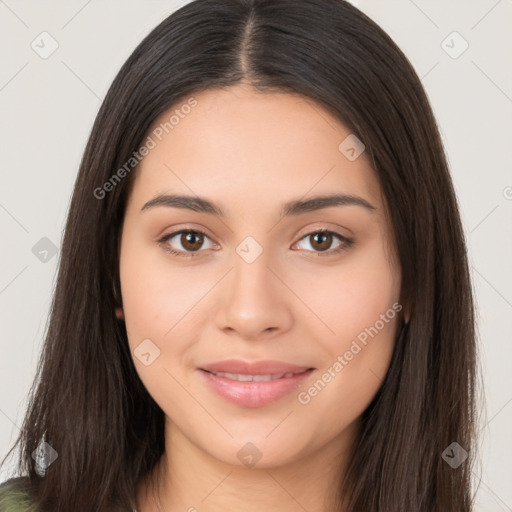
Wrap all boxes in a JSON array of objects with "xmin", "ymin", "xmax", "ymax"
[{"xmin": 157, "ymin": 228, "xmax": 353, "ymax": 259}]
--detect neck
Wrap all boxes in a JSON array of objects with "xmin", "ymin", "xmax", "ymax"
[{"xmin": 136, "ymin": 417, "xmax": 359, "ymax": 512}]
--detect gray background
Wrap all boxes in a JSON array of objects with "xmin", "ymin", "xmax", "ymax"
[{"xmin": 1, "ymin": 0, "xmax": 511, "ymax": 509}]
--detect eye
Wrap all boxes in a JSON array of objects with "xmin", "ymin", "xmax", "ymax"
[
  {"xmin": 293, "ymin": 229, "xmax": 353, "ymax": 257},
  {"xmin": 158, "ymin": 229, "xmax": 218, "ymax": 258},
  {"xmin": 158, "ymin": 227, "xmax": 353, "ymax": 259}
]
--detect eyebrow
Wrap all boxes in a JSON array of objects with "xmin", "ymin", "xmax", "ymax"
[{"xmin": 140, "ymin": 193, "xmax": 376, "ymax": 217}]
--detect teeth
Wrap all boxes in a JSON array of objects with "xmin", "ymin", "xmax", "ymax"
[
  {"xmin": 252, "ymin": 374, "xmax": 277, "ymax": 382},
  {"xmin": 211, "ymin": 369, "xmax": 308, "ymax": 382}
]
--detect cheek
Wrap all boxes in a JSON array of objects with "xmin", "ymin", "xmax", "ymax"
[
  {"xmin": 118, "ymin": 233, "xmax": 203, "ymax": 369},
  {"xmin": 303, "ymin": 238, "xmax": 400, "ymax": 346},
  {"xmin": 118, "ymin": 237, "xmax": 205, "ymax": 414},
  {"xmin": 119, "ymin": 228, "xmax": 204, "ymax": 331},
  {"xmin": 295, "ymin": 241, "xmax": 401, "ymax": 432}
]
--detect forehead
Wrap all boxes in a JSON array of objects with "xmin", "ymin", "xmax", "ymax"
[{"xmin": 128, "ymin": 84, "xmax": 383, "ymax": 215}]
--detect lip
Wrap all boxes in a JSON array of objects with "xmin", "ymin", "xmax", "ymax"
[
  {"xmin": 198, "ymin": 359, "xmax": 316, "ymax": 408},
  {"xmin": 200, "ymin": 359, "xmax": 312, "ymax": 375}
]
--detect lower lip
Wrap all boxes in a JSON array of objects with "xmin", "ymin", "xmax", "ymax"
[{"xmin": 198, "ymin": 368, "xmax": 315, "ymax": 408}]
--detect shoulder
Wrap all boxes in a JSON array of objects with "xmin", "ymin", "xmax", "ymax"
[{"xmin": 0, "ymin": 477, "xmax": 37, "ymax": 511}]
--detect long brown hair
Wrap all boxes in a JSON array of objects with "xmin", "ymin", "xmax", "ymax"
[{"xmin": 1, "ymin": 0, "xmax": 479, "ymax": 510}]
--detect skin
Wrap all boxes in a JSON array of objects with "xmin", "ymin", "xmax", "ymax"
[{"xmin": 117, "ymin": 83, "xmax": 405, "ymax": 512}]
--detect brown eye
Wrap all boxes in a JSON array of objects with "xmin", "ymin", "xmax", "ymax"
[
  {"xmin": 295, "ymin": 229, "xmax": 353, "ymax": 257},
  {"xmin": 180, "ymin": 231, "xmax": 204, "ymax": 251},
  {"xmin": 158, "ymin": 229, "xmax": 218, "ymax": 258},
  {"xmin": 310, "ymin": 231, "xmax": 333, "ymax": 252}
]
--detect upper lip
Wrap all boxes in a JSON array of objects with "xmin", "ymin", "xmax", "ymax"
[{"xmin": 199, "ymin": 359, "xmax": 314, "ymax": 375}]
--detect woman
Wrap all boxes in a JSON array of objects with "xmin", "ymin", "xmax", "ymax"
[{"xmin": 0, "ymin": 0, "xmax": 478, "ymax": 510}]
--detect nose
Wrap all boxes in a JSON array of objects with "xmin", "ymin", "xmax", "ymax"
[{"xmin": 214, "ymin": 245, "xmax": 293, "ymax": 340}]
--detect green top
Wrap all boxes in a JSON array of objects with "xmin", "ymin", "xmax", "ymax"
[
  {"xmin": 0, "ymin": 478, "xmax": 139, "ymax": 511},
  {"xmin": 0, "ymin": 479, "xmax": 37, "ymax": 512}
]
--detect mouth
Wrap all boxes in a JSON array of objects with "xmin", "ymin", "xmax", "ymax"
[
  {"xmin": 197, "ymin": 361, "xmax": 316, "ymax": 408},
  {"xmin": 201, "ymin": 367, "xmax": 312, "ymax": 382}
]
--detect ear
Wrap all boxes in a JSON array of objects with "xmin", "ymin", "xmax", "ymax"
[
  {"xmin": 115, "ymin": 307, "xmax": 125, "ymax": 320},
  {"xmin": 397, "ymin": 299, "xmax": 410, "ymax": 324}
]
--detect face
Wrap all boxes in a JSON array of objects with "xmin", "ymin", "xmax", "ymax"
[{"xmin": 118, "ymin": 83, "xmax": 402, "ymax": 468}]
